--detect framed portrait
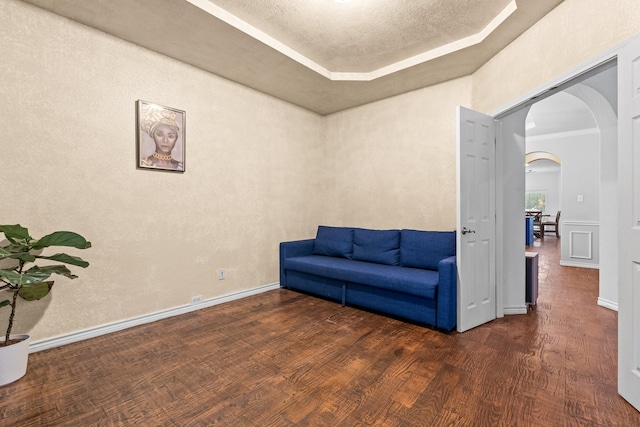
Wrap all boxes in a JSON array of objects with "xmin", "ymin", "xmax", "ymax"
[{"xmin": 136, "ymin": 100, "xmax": 186, "ymax": 172}]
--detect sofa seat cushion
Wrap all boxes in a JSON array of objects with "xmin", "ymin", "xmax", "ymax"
[{"xmin": 284, "ymin": 255, "xmax": 438, "ymax": 299}]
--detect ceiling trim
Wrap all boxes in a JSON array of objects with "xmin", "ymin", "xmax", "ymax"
[{"xmin": 186, "ymin": 0, "xmax": 518, "ymax": 82}]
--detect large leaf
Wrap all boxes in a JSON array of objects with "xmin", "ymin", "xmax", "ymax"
[
  {"xmin": 0, "ymin": 225, "xmax": 31, "ymax": 242},
  {"xmin": 37, "ymin": 253, "xmax": 89, "ymax": 268},
  {"xmin": 0, "ymin": 246, "xmax": 35, "ymax": 263},
  {"xmin": 32, "ymin": 231, "xmax": 91, "ymax": 250},
  {"xmin": 0, "ymin": 268, "xmax": 53, "ymax": 285},
  {"xmin": 18, "ymin": 281, "xmax": 54, "ymax": 301},
  {"xmin": 26, "ymin": 265, "xmax": 77, "ymax": 280}
]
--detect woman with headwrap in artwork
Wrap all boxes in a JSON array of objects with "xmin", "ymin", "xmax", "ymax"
[{"xmin": 140, "ymin": 104, "xmax": 184, "ymax": 171}]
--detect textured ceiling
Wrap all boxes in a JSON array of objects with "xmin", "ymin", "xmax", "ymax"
[
  {"xmin": 208, "ymin": 0, "xmax": 513, "ymax": 73},
  {"xmin": 20, "ymin": 0, "xmax": 564, "ymax": 114}
]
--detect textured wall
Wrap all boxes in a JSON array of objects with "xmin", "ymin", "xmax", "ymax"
[
  {"xmin": 3, "ymin": 0, "xmax": 640, "ymax": 343},
  {"xmin": 472, "ymin": 0, "xmax": 640, "ymax": 113},
  {"xmin": 0, "ymin": 0, "xmax": 324, "ymax": 341},
  {"xmin": 324, "ymin": 77, "xmax": 472, "ymax": 231}
]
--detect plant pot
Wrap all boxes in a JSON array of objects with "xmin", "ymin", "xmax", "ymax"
[{"xmin": 0, "ymin": 334, "xmax": 30, "ymax": 386}]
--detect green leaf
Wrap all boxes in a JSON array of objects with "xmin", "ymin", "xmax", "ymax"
[
  {"xmin": 0, "ymin": 300, "xmax": 10, "ymax": 308},
  {"xmin": 0, "ymin": 269, "xmax": 29, "ymax": 285},
  {"xmin": 18, "ymin": 281, "xmax": 54, "ymax": 301},
  {"xmin": 32, "ymin": 231, "xmax": 91, "ymax": 250},
  {"xmin": 0, "ymin": 225, "xmax": 31, "ymax": 242},
  {"xmin": 0, "ymin": 246, "xmax": 35, "ymax": 263},
  {"xmin": 37, "ymin": 253, "xmax": 89, "ymax": 268},
  {"xmin": 0, "ymin": 268, "xmax": 53, "ymax": 285},
  {"xmin": 26, "ymin": 265, "xmax": 77, "ymax": 280}
]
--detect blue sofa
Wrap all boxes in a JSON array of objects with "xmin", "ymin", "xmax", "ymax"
[{"xmin": 279, "ymin": 226, "xmax": 457, "ymax": 331}]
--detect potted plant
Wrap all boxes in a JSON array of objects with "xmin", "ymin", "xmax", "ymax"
[{"xmin": 0, "ymin": 224, "xmax": 91, "ymax": 385}]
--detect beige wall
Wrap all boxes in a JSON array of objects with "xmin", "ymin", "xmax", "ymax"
[
  {"xmin": 324, "ymin": 77, "xmax": 472, "ymax": 231},
  {"xmin": 3, "ymin": 0, "xmax": 640, "ymax": 343},
  {"xmin": 0, "ymin": 0, "xmax": 324, "ymax": 341},
  {"xmin": 473, "ymin": 0, "xmax": 640, "ymax": 113},
  {"xmin": 323, "ymin": 0, "xmax": 640, "ymax": 231}
]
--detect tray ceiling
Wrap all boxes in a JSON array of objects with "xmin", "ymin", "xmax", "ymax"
[{"xmin": 21, "ymin": 0, "xmax": 564, "ymax": 114}]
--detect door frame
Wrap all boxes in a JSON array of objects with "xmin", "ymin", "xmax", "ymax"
[
  {"xmin": 488, "ymin": 46, "xmax": 621, "ymax": 317},
  {"xmin": 494, "ymin": 108, "xmax": 530, "ymax": 315}
]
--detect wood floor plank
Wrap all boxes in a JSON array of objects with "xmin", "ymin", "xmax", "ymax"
[{"xmin": 0, "ymin": 237, "xmax": 639, "ymax": 426}]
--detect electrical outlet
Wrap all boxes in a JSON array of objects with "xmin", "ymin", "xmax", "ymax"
[
  {"xmin": 218, "ymin": 269, "xmax": 225, "ymax": 280},
  {"xmin": 190, "ymin": 295, "xmax": 202, "ymax": 305}
]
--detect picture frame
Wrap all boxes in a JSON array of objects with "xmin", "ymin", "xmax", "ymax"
[{"xmin": 136, "ymin": 100, "xmax": 186, "ymax": 172}]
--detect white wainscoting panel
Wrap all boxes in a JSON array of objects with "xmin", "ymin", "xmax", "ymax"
[
  {"xmin": 560, "ymin": 221, "xmax": 599, "ymax": 269},
  {"xmin": 570, "ymin": 231, "xmax": 593, "ymax": 259}
]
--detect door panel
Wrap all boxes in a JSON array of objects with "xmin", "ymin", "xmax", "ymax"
[
  {"xmin": 457, "ymin": 106, "xmax": 497, "ymax": 332},
  {"xmin": 618, "ymin": 36, "xmax": 640, "ymax": 412}
]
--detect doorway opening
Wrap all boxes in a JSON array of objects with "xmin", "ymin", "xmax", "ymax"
[
  {"xmin": 494, "ymin": 59, "xmax": 618, "ymax": 315},
  {"xmin": 523, "ymin": 66, "xmax": 619, "ymax": 309}
]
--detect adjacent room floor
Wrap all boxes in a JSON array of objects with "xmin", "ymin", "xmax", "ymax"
[{"xmin": 1, "ymin": 237, "xmax": 638, "ymax": 426}]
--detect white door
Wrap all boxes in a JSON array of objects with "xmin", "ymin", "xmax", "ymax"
[
  {"xmin": 456, "ymin": 106, "xmax": 497, "ymax": 332},
  {"xmin": 617, "ymin": 36, "xmax": 640, "ymax": 412}
]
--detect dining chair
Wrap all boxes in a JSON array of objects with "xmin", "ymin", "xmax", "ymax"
[
  {"xmin": 529, "ymin": 211, "xmax": 542, "ymax": 238},
  {"xmin": 541, "ymin": 211, "xmax": 561, "ymax": 238}
]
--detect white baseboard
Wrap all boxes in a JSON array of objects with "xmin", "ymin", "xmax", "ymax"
[
  {"xmin": 503, "ymin": 307, "xmax": 528, "ymax": 315},
  {"xmin": 559, "ymin": 260, "xmax": 600, "ymax": 269},
  {"xmin": 597, "ymin": 297, "xmax": 619, "ymax": 312},
  {"xmin": 29, "ymin": 282, "xmax": 281, "ymax": 354}
]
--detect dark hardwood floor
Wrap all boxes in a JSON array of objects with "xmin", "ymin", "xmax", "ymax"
[{"xmin": 1, "ymin": 237, "xmax": 639, "ymax": 426}]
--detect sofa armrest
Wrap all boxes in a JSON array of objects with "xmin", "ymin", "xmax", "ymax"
[
  {"xmin": 436, "ymin": 255, "xmax": 457, "ymax": 331},
  {"xmin": 279, "ymin": 239, "xmax": 315, "ymax": 287}
]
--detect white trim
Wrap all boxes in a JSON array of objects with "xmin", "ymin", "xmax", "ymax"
[
  {"xmin": 184, "ymin": 0, "xmax": 517, "ymax": 82},
  {"xmin": 503, "ymin": 307, "xmax": 528, "ymax": 315},
  {"xmin": 598, "ymin": 297, "xmax": 619, "ymax": 311},
  {"xmin": 496, "ymin": 119, "xmax": 505, "ymax": 320},
  {"xmin": 28, "ymin": 283, "xmax": 281, "ymax": 354},
  {"xmin": 563, "ymin": 221, "xmax": 599, "ymax": 226},
  {"xmin": 525, "ymin": 127, "xmax": 600, "ymax": 142},
  {"xmin": 559, "ymin": 260, "xmax": 600, "ymax": 269}
]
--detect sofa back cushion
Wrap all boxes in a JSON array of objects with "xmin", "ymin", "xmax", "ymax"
[
  {"xmin": 352, "ymin": 229, "xmax": 400, "ymax": 266},
  {"xmin": 312, "ymin": 226, "xmax": 354, "ymax": 258},
  {"xmin": 400, "ymin": 229, "xmax": 456, "ymax": 270}
]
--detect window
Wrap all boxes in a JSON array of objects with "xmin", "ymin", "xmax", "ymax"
[{"xmin": 525, "ymin": 191, "xmax": 546, "ymax": 211}]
